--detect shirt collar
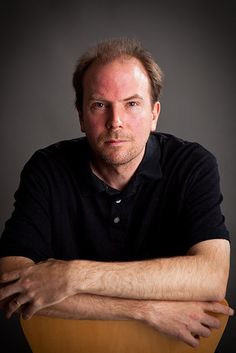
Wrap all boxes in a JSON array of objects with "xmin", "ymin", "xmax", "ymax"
[
  {"xmin": 134, "ymin": 132, "xmax": 162, "ymax": 182},
  {"xmin": 81, "ymin": 133, "xmax": 162, "ymax": 196}
]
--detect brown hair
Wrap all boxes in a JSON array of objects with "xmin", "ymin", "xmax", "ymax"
[{"xmin": 72, "ymin": 38, "xmax": 164, "ymax": 110}]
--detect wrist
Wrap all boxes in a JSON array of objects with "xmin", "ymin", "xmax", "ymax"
[
  {"xmin": 67, "ymin": 259, "xmax": 90, "ymax": 295},
  {"xmin": 127, "ymin": 300, "xmax": 149, "ymax": 322}
]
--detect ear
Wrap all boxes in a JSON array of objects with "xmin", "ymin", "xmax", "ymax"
[{"xmin": 151, "ymin": 101, "xmax": 161, "ymax": 132}]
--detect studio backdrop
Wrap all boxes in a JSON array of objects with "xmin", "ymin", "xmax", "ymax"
[{"xmin": 0, "ymin": 1, "xmax": 235, "ymax": 352}]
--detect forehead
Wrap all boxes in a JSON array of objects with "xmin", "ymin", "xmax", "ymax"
[{"xmin": 82, "ymin": 57, "xmax": 151, "ymax": 99}]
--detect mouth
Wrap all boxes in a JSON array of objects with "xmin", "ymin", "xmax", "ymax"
[{"xmin": 105, "ymin": 139, "xmax": 128, "ymax": 145}]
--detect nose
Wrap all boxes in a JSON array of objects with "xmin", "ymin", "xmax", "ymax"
[{"xmin": 105, "ymin": 106, "xmax": 123, "ymax": 130}]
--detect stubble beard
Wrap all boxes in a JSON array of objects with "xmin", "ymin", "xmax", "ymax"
[
  {"xmin": 90, "ymin": 131, "xmax": 147, "ymax": 168},
  {"xmin": 98, "ymin": 147, "xmax": 138, "ymax": 167}
]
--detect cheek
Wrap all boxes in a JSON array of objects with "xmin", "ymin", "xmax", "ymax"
[
  {"xmin": 131, "ymin": 115, "xmax": 153, "ymax": 135},
  {"xmin": 82, "ymin": 118, "xmax": 104, "ymax": 140}
]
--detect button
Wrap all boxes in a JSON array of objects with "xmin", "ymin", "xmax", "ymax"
[
  {"xmin": 115, "ymin": 199, "xmax": 122, "ymax": 204},
  {"xmin": 113, "ymin": 217, "xmax": 120, "ymax": 223}
]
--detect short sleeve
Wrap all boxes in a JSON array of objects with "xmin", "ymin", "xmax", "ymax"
[
  {"xmin": 181, "ymin": 146, "xmax": 230, "ymax": 249},
  {"xmin": 0, "ymin": 151, "xmax": 54, "ymax": 262}
]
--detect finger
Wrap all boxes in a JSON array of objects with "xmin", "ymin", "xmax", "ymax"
[
  {"xmin": 181, "ymin": 331, "xmax": 200, "ymax": 348},
  {"xmin": 0, "ymin": 294, "xmax": 15, "ymax": 310},
  {"xmin": 187, "ymin": 319, "xmax": 212, "ymax": 340},
  {"xmin": 202, "ymin": 313, "xmax": 221, "ymax": 329},
  {"xmin": 6, "ymin": 294, "xmax": 30, "ymax": 319},
  {"xmin": 194, "ymin": 323, "xmax": 211, "ymax": 338},
  {"xmin": 6, "ymin": 297, "xmax": 22, "ymax": 319},
  {"xmin": 0, "ymin": 271, "xmax": 20, "ymax": 284},
  {"xmin": 0, "ymin": 282, "xmax": 21, "ymax": 301},
  {"xmin": 206, "ymin": 302, "xmax": 234, "ymax": 316},
  {"xmin": 38, "ymin": 258, "xmax": 54, "ymax": 264},
  {"xmin": 21, "ymin": 302, "xmax": 39, "ymax": 320}
]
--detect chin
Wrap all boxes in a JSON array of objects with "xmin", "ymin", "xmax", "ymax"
[{"xmin": 100, "ymin": 151, "xmax": 139, "ymax": 166}]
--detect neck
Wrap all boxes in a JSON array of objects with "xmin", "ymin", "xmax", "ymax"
[{"xmin": 90, "ymin": 154, "xmax": 144, "ymax": 191}]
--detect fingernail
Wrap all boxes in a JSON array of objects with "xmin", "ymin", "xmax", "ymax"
[{"xmin": 229, "ymin": 308, "xmax": 234, "ymax": 315}]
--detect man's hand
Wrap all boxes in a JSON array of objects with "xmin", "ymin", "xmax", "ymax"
[
  {"xmin": 0, "ymin": 258, "xmax": 73, "ymax": 319},
  {"xmin": 138, "ymin": 300, "xmax": 234, "ymax": 348}
]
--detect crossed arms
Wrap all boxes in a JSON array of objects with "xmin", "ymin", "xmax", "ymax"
[{"xmin": 0, "ymin": 238, "xmax": 234, "ymax": 347}]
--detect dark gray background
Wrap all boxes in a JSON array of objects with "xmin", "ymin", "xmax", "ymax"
[{"xmin": 0, "ymin": 1, "xmax": 235, "ymax": 352}]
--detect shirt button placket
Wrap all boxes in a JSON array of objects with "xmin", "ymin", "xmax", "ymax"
[
  {"xmin": 111, "ymin": 199, "xmax": 122, "ymax": 226},
  {"xmin": 114, "ymin": 199, "xmax": 122, "ymax": 223}
]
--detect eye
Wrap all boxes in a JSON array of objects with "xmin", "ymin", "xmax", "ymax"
[
  {"xmin": 127, "ymin": 101, "xmax": 140, "ymax": 108},
  {"xmin": 95, "ymin": 102, "xmax": 105, "ymax": 108},
  {"xmin": 91, "ymin": 102, "xmax": 106, "ymax": 110},
  {"xmin": 128, "ymin": 101, "xmax": 137, "ymax": 106}
]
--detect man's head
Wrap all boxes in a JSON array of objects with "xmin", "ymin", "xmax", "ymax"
[
  {"xmin": 72, "ymin": 38, "xmax": 163, "ymax": 169},
  {"xmin": 73, "ymin": 38, "xmax": 163, "ymax": 112}
]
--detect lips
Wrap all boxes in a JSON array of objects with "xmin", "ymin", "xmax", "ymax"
[
  {"xmin": 105, "ymin": 139, "xmax": 127, "ymax": 143},
  {"xmin": 98, "ymin": 133, "xmax": 132, "ymax": 145},
  {"xmin": 104, "ymin": 139, "xmax": 128, "ymax": 147}
]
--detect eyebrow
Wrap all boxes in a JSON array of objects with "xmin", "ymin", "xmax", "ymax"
[
  {"xmin": 123, "ymin": 94, "xmax": 144, "ymax": 102},
  {"xmin": 89, "ymin": 94, "xmax": 144, "ymax": 102}
]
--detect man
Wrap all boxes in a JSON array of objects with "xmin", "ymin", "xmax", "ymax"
[{"xmin": 0, "ymin": 38, "xmax": 233, "ymax": 348}]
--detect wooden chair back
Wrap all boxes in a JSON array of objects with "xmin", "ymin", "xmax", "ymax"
[{"xmin": 20, "ymin": 300, "xmax": 229, "ymax": 353}]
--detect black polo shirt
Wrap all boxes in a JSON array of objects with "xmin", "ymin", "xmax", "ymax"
[{"xmin": 0, "ymin": 133, "xmax": 229, "ymax": 263}]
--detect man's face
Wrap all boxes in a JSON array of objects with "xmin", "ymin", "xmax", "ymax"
[{"xmin": 80, "ymin": 57, "xmax": 160, "ymax": 167}]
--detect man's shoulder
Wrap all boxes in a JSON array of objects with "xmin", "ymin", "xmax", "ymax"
[
  {"xmin": 31, "ymin": 137, "xmax": 87, "ymax": 160},
  {"xmin": 39, "ymin": 137, "xmax": 87, "ymax": 154},
  {"xmin": 22, "ymin": 137, "xmax": 88, "ymax": 175},
  {"xmin": 154, "ymin": 132, "xmax": 215, "ymax": 158},
  {"xmin": 153, "ymin": 131, "xmax": 202, "ymax": 148},
  {"xmin": 152, "ymin": 132, "xmax": 217, "ymax": 171}
]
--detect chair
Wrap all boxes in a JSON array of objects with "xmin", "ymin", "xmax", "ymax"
[{"xmin": 20, "ymin": 299, "xmax": 229, "ymax": 353}]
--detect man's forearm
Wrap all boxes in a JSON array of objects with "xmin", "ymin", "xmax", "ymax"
[
  {"xmin": 0, "ymin": 239, "xmax": 230, "ymax": 320},
  {"xmin": 34, "ymin": 293, "xmax": 142, "ymax": 321},
  {"xmin": 26, "ymin": 293, "xmax": 235, "ymax": 349},
  {"xmin": 69, "ymin": 257, "xmax": 214, "ymax": 301},
  {"xmin": 68, "ymin": 240, "xmax": 230, "ymax": 301}
]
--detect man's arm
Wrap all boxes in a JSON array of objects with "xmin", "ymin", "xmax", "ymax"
[
  {"xmin": 0, "ymin": 257, "xmax": 232, "ymax": 349},
  {"xmin": 36, "ymin": 293, "xmax": 233, "ymax": 348},
  {"xmin": 0, "ymin": 239, "xmax": 230, "ymax": 311},
  {"xmin": 0, "ymin": 254, "xmax": 234, "ymax": 348},
  {"xmin": 68, "ymin": 239, "xmax": 230, "ymax": 301}
]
